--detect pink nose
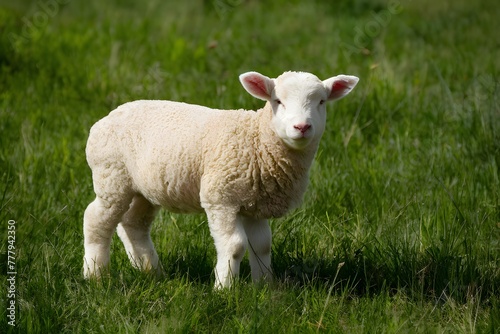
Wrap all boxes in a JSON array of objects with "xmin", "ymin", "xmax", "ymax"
[{"xmin": 294, "ymin": 123, "xmax": 311, "ymax": 134}]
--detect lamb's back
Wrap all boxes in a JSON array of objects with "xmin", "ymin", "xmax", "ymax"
[{"xmin": 87, "ymin": 100, "xmax": 246, "ymax": 211}]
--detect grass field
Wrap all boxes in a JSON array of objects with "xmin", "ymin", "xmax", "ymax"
[{"xmin": 0, "ymin": 0, "xmax": 499, "ymax": 332}]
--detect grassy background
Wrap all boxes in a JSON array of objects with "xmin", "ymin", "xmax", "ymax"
[{"xmin": 0, "ymin": 0, "xmax": 499, "ymax": 332}]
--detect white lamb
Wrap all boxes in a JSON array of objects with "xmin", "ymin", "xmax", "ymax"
[{"xmin": 83, "ymin": 70, "xmax": 359, "ymax": 288}]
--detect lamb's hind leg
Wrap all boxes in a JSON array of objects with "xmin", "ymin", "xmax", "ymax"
[
  {"xmin": 116, "ymin": 195, "xmax": 160, "ymax": 274},
  {"xmin": 83, "ymin": 194, "xmax": 132, "ymax": 278}
]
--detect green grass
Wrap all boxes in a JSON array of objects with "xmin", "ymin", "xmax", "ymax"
[{"xmin": 1, "ymin": 0, "xmax": 499, "ymax": 332}]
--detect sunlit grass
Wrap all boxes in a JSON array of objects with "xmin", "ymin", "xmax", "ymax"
[{"xmin": 0, "ymin": 0, "xmax": 498, "ymax": 332}]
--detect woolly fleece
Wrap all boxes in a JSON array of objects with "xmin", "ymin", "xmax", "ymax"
[{"xmin": 83, "ymin": 71, "xmax": 359, "ymax": 288}]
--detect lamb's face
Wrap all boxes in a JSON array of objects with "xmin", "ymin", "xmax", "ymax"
[
  {"xmin": 270, "ymin": 72, "xmax": 328, "ymax": 149},
  {"xmin": 240, "ymin": 71, "xmax": 359, "ymax": 150}
]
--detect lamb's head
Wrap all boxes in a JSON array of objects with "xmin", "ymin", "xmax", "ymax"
[{"xmin": 240, "ymin": 71, "xmax": 359, "ymax": 150}]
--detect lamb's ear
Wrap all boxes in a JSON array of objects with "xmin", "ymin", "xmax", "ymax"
[
  {"xmin": 323, "ymin": 75, "xmax": 359, "ymax": 101},
  {"xmin": 239, "ymin": 71, "xmax": 275, "ymax": 101}
]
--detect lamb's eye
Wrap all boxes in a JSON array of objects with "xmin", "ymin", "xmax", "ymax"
[
  {"xmin": 319, "ymin": 100, "xmax": 325, "ymax": 105},
  {"xmin": 275, "ymin": 99, "xmax": 282, "ymax": 105}
]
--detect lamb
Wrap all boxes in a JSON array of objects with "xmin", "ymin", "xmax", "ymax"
[{"xmin": 83, "ymin": 70, "xmax": 359, "ymax": 288}]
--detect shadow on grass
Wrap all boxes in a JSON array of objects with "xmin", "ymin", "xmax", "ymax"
[
  {"xmin": 107, "ymin": 237, "xmax": 497, "ymax": 305},
  {"xmin": 272, "ymin": 245, "xmax": 498, "ymax": 305}
]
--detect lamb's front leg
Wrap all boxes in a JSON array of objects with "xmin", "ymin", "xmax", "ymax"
[
  {"xmin": 241, "ymin": 216, "xmax": 272, "ymax": 283},
  {"xmin": 205, "ymin": 207, "xmax": 248, "ymax": 289}
]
